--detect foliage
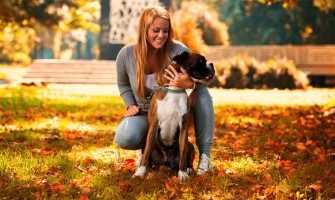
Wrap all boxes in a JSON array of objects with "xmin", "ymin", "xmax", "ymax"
[
  {"xmin": 0, "ymin": 22, "xmax": 35, "ymax": 64},
  {"xmin": 0, "ymin": 0, "xmax": 100, "ymax": 63},
  {"xmin": 213, "ymin": 55, "xmax": 309, "ymax": 89},
  {"xmin": 172, "ymin": 1, "xmax": 229, "ymax": 54},
  {"xmin": 255, "ymin": 0, "xmax": 335, "ymax": 12},
  {"xmin": 258, "ymin": 56, "xmax": 309, "ymax": 89},
  {"xmin": 215, "ymin": 0, "xmax": 335, "ymax": 45},
  {"xmin": 0, "ymin": 87, "xmax": 334, "ymax": 199},
  {"xmin": 0, "ymin": 0, "xmax": 77, "ymax": 29}
]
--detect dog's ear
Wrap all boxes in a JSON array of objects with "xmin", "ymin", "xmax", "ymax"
[{"xmin": 173, "ymin": 51, "xmax": 189, "ymax": 65}]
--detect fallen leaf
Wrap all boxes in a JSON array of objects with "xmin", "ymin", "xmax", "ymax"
[
  {"xmin": 83, "ymin": 156, "xmax": 93, "ymax": 165},
  {"xmin": 295, "ymin": 143, "xmax": 307, "ymax": 151},
  {"xmin": 81, "ymin": 186, "xmax": 91, "ymax": 194},
  {"xmin": 48, "ymin": 183, "xmax": 65, "ymax": 193}
]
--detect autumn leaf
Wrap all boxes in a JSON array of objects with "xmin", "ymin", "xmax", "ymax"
[
  {"xmin": 80, "ymin": 186, "xmax": 92, "ymax": 194},
  {"xmin": 165, "ymin": 183, "xmax": 175, "ymax": 192},
  {"xmin": 81, "ymin": 175, "xmax": 93, "ymax": 185},
  {"xmin": 123, "ymin": 158, "xmax": 135, "ymax": 165},
  {"xmin": 48, "ymin": 183, "xmax": 65, "ymax": 193},
  {"xmin": 122, "ymin": 158, "xmax": 136, "ymax": 172},
  {"xmin": 63, "ymin": 130, "xmax": 81, "ymax": 140},
  {"xmin": 79, "ymin": 196, "xmax": 89, "ymax": 200},
  {"xmin": 305, "ymin": 140, "xmax": 313, "ymax": 145},
  {"xmin": 83, "ymin": 156, "xmax": 93, "ymax": 165},
  {"xmin": 118, "ymin": 182, "xmax": 131, "ymax": 193},
  {"xmin": 47, "ymin": 166, "xmax": 59, "ymax": 175},
  {"xmin": 295, "ymin": 143, "xmax": 307, "ymax": 151}
]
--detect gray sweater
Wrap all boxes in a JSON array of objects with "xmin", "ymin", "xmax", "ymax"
[{"xmin": 116, "ymin": 40, "xmax": 189, "ymax": 111}]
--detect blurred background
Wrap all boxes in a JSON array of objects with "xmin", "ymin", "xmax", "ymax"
[{"xmin": 0, "ymin": 0, "xmax": 334, "ymax": 88}]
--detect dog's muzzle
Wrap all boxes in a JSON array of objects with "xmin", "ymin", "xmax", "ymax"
[{"xmin": 187, "ymin": 63, "xmax": 215, "ymax": 82}]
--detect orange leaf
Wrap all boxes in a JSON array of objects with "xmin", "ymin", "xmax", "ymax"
[
  {"xmin": 41, "ymin": 149, "xmax": 53, "ymax": 155},
  {"xmin": 165, "ymin": 183, "xmax": 175, "ymax": 192},
  {"xmin": 81, "ymin": 175, "xmax": 93, "ymax": 184},
  {"xmin": 81, "ymin": 186, "xmax": 91, "ymax": 194},
  {"xmin": 305, "ymin": 140, "xmax": 313, "ymax": 145},
  {"xmin": 31, "ymin": 148, "xmax": 41, "ymax": 153},
  {"xmin": 119, "ymin": 182, "xmax": 131, "ymax": 193},
  {"xmin": 47, "ymin": 166, "xmax": 58, "ymax": 174},
  {"xmin": 49, "ymin": 183, "xmax": 65, "ymax": 193},
  {"xmin": 263, "ymin": 173, "xmax": 273, "ymax": 183},
  {"xmin": 79, "ymin": 196, "xmax": 89, "ymax": 200},
  {"xmin": 71, "ymin": 145, "xmax": 83, "ymax": 152},
  {"xmin": 0, "ymin": 136, "xmax": 4, "ymax": 141},
  {"xmin": 83, "ymin": 156, "xmax": 93, "ymax": 165},
  {"xmin": 233, "ymin": 141, "xmax": 243, "ymax": 151},
  {"xmin": 123, "ymin": 158, "xmax": 135, "ymax": 165},
  {"xmin": 266, "ymin": 138, "xmax": 276, "ymax": 147},
  {"xmin": 295, "ymin": 143, "xmax": 307, "ymax": 151}
]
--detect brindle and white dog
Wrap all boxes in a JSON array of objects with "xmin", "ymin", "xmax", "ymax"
[{"xmin": 133, "ymin": 51, "xmax": 215, "ymax": 180}]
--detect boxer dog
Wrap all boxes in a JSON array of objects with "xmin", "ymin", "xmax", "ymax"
[{"xmin": 133, "ymin": 51, "xmax": 215, "ymax": 180}]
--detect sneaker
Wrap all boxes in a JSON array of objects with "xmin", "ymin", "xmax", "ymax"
[{"xmin": 197, "ymin": 154, "xmax": 213, "ymax": 175}]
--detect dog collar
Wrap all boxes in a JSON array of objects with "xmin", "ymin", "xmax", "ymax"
[{"xmin": 153, "ymin": 85, "xmax": 186, "ymax": 94}]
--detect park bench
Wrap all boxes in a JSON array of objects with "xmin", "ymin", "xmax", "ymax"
[
  {"xmin": 22, "ymin": 60, "xmax": 116, "ymax": 85},
  {"xmin": 206, "ymin": 45, "xmax": 335, "ymax": 87}
]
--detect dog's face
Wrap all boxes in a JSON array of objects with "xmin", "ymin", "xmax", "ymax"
[{"xmin": 172, "ymin": 51, "xmax": 215, "ymax": 84}]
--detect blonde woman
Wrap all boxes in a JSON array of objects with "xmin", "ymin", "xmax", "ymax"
[{"xmin": 114, "ymin": 4, "xmax": 214, "ymax": 175}]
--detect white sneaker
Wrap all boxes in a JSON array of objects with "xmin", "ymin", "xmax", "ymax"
[{"xmin": 197, "ymin": 154, "xmax": 213, "ymax": 175}]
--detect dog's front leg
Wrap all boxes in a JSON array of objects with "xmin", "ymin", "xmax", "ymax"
[
  {"xmin": 178, "ymin": 118, "xmax": 189, "ymax": 180},
  {"xmin": 133, "ymin": 120, "xmax": 158, "ymax": 178}
]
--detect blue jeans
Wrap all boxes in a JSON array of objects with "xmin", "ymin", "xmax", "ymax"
[{"xmin": 114, "ymin": 86, "xmax": 214, "ymax": 157}]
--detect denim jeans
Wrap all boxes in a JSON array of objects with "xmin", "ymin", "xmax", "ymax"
[{"xmin": 114, "ymin": 86, "xmax": 214, "ymax": 157}]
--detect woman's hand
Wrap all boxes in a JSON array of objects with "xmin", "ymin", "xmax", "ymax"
[
  {"xmin": 164, "ymin": 65, "xmax": 194, "ymax": 89},
  {"xmin": 127, "ymin": 105, "xmax": 141, "ymax": 116}
]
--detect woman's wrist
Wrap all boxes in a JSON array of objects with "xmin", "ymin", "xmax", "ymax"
[{"xmin": 126, "ymin": 104, "xmax": 136, "ymax": 110}]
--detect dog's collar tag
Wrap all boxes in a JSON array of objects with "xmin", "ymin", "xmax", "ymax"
[{"xmin": 153, "ymin": 85, "xmax": 186, "ymax": 94}]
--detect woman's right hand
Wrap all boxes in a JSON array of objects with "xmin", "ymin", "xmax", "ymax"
[{"xmin": 127, "ymin": 105, "xmax": 141, "ymax": 116}]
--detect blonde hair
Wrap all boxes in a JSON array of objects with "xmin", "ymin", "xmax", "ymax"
[{"xmin": 135, "ymin": 4, "xmax": 174, "ymax": 101}]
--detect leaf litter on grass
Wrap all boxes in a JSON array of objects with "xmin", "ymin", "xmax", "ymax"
[{"xmin": 0, "ymin": 86, "xmax": 335, "ymax": 199}]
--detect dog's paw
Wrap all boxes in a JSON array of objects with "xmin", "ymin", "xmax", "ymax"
[
  {"xmin": 132, "ymin": 166, "xmax": 146, "ymax": 178},
  {"xmin": 178, "ymin": 170, "xmax": 189, "ymax": 181}
]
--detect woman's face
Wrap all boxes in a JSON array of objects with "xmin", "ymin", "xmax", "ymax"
[{"xmin": 147, "ymin": 17, "xmax": 169, "ymax": 50}]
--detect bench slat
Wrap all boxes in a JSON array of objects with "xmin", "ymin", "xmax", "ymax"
[{"xmin": 23, "ymin": 60, "xmax": 117, "ymax": 85}]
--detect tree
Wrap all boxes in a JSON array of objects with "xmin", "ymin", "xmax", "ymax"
[
  {"xmin": 0, "ymin": 0, "xmax": 77, "ymax": 30},
  {"xmin": 0, "ymin": 0, "xmax": 100, "ymax": 63},
  {"xmin": 215, "ymin": 0, "xmax": 335, "ymax": 45}
]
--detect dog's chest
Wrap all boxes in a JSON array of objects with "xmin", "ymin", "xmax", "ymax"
[{"xmin": 156, "ymin": 92, "xmax": 188, "ymax": 146}]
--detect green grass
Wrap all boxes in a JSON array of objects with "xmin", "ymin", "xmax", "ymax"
[{"xmin": 0, "ymin": 86, "xmax": 334, "ymax": 199}]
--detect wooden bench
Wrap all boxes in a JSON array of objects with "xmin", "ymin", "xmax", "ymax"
[
  {"xmin": 205, "ymin": 45, "xmax": 335, "ymax": 87},
  {"xmin": 22, "ymin": 60, "xmax": 117, "ymax": 85},
  {"xmin": 206, "ymin": 45, "xmax": 335, "ymax": 76}
]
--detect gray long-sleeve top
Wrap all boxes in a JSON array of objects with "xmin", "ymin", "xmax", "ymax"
[{"xmin": 116, "ymin": 40, "xmax": 189, "ymax": 111}]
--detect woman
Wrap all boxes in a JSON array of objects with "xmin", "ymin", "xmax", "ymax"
[{"xmin": 114, "ymin": 4, "xmax": 214, "ymax": 175}]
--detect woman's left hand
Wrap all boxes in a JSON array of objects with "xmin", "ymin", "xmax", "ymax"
[{"xmin": 163, "ymin": 65, "xmax": 194, "ymax": 89}]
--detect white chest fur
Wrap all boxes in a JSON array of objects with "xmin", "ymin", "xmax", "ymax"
[{"xmin": 157, "ymin": 92, "xmax": 188, "ymax": 146}]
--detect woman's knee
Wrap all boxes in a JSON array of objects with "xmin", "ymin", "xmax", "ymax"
[
  {"xmin": 194, "ymin": 87, "xmax": 213, "ymax": 105},
  {"xmin": 114, "ymin": 116, "xmax": 148, "ymax": 150}
]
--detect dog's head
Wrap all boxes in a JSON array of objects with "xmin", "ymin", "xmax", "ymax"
[{"xmin": 172, "ymin": 51, "xmax": 215, "ymax": 84}]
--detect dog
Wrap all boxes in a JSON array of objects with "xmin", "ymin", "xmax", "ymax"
[{"xmin": 133, "ymin": 51, "xmax": 215, "ymax": 180}]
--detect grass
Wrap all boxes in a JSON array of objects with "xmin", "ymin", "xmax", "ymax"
[{"xmin": 0, "ymin": 86, "xmax": 335, "ymax": 199}]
